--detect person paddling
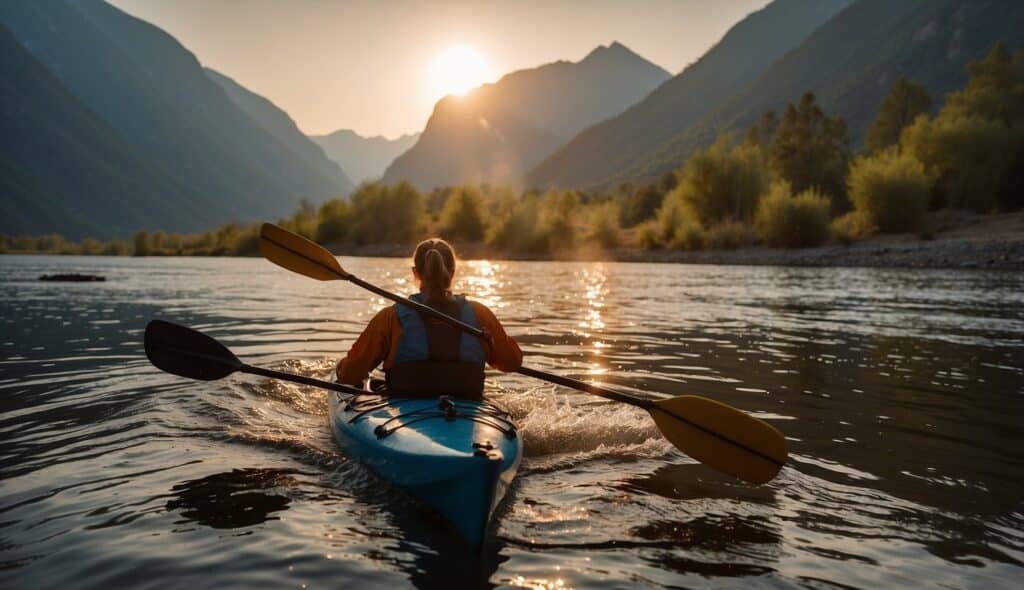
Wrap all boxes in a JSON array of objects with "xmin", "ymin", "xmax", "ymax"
[{"xmin": 335, "ymin": 238, "xmax": 522, "ymax": 398}]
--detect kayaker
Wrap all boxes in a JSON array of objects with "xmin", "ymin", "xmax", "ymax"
[{"xmin": 335, "ymin": 238, "xmax": 522, "ymax": 398}]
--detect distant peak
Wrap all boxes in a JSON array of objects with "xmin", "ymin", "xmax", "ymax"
[{"xmin": 584, "ymin": 41, "xmax": 636, "ymax": 60}]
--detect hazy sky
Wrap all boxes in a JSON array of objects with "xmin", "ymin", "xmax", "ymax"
[{"xmin": 110, "ymin": 0, "xmax": 769, "ymax": 138}]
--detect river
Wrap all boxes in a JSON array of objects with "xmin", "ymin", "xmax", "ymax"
[{"xmin": 1, "ymin": 255, "xmax": 1022, "ymax": 589}]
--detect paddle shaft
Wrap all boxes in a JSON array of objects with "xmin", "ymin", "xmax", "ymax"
[
  {"xmin": 240, "ymin": 363, "xmax": 364, "ymax": 395},
  {"xmin": 515, "ymin": 366, "xmax": 650, "ymax": 407}
]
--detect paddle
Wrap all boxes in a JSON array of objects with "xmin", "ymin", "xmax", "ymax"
[
  {"xmin": 258, "ymin": 223, "xmax": 788, "ymax": 484},
  {"xmin": 144, "ymin": 319, "xmax": 362, "ymax": 395}
]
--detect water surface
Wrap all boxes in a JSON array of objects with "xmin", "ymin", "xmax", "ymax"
[{"xmin": 1, "ymin": 255, "xmax": 1022, "ymax": 588}]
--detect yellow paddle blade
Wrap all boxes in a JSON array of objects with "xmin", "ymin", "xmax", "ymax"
[
  {"xmin": 259, "ymin": 223, "xmax": 349, "ymax": 281},
  {"xmin": 649, "ymin": 396, "xmax": 787, "ymax": 484}
]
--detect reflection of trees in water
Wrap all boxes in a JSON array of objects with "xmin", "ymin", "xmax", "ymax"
[{"xmin": 166, "ymin": 468, "xmax": 304, "ymax": 529}]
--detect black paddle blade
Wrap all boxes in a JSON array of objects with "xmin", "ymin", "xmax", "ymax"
[{"xmin": 145, "ymin": 320, "xmax": 242, "ymax": 381}]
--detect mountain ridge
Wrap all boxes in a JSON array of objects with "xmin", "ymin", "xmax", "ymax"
[
  {"xmin": 526, "ymin": 0, "xmax": 853, "ymax": 189},
  {"xmin": 311, "ymin": 129, "xmax": 420, "ymax": 184},
  {"xmin": 0, "ymin": 0, "xmax": 352, "ymax": 238},
  {"xmin": 382, "ymin": 41, "xmax": 670, "ymax": 190},
  {"xmin": 622, "ymin": 0, "xmax": 1024, "ymax": 186}
]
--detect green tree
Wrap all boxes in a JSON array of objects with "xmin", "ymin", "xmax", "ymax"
[
  {"xmin": 316, "ymin": 199, "xmax": 351, "ymax": 244},
  {"xmin": 540, "ymin": 190, "xmax": 580, "ymax": 252},
  {"xmin": 36, "ymin": 234, "xmax": 65, "ymax": 252},
  {"xmin": 618, "ymin": 184, "xmax": 663, "ymax": 227},
  {"xmin": 132, "ymin": 230, "xmax": 150, "ymax": 256},
  {"xmin": 440, "ymin": 187, "xmax": 488, "ymax": 242},
  {"xmin": 770, "ymin": 92, "xmax": 849, "ymax": 212},
  {"xmin": 867, "ymin": 77, "xmax": 931, "ymax": 153},
  {"xmin": 151, "ymin": 230, "xmax": 166, "ymax": 252},
  {"xmin": 744, "ymin": 110, "xmax": 778, "ymax": 149},
  {"xmin": 486, "ymin": 194, "xmax": 546, "ymax": 254},
  {"xmin": 898, "ymin": 44, "xmax": 1024, "ymax": 212},
  {"xmin": 943, "ymin": 43, "xmax": 1024, "ymax": 127},
  {"xmin": 657, "ymin": 171, "xmax": 679, "ymax": 194},
  {"xmin": 587, "ymin": 201, "xmax": 621, "ymax": 248},
  {"xmin": 667, "ymin": 135, "xmax": 769, "ymax": 226},
  {"xmin": 80, "ymin": 238, "xmax": 103, "ymax": 255},
  {"xmin": 348, "ymin": 181, "xmax": 425, "ymax": 245}
]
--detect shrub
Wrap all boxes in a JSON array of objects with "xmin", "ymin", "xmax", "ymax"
[
  {"xmin": 587, "ymin": 201, "xmax": 621, "ymax": 248},
  {"xmin": 847, "ymin": 148, "xmax": 932, "ymax": 233},
  {"xmin": 440, "ymin": 187, "xmax": 488, "ymax": 242},
  {"xmin": 705, "ymin": 220, "xmax": 753, "ymax": 250},
  {"xmin": 132, "ymin": 230, "xmax": 150, "ymax": 256},
  {"xmin": 539, "ymin": 190, "xmax": 579, "ymax": 253},
  {"xmin": 656, "ymin": 195, "xmax": 693, "ymax": 244},
  {"xmin": 348, "ymin": 181, "xmax": 425, "ymax": 245},
  {"xmin": 231, "ymin": 228, "xmax": 261, "ymax": 256},
  {"xmin": 670, "ymin": 221, "xmax": 705, "ymax": 250},
  {"xmin": 36, "ymin": 234, "xmax": 65, "ymax": 253},
  {"xmin": 830, "ymin": 211, "xmax": 876, "ymax": 245},
  {"xmin": 80, "ymin": 238, "xmax": 103, "ymax": 255},
  {"xmin": 103, "ymin": 240, "xmax": 130, "ymax": 256},
  {"xmin": 754, "ymin": 182, "xmax": 831, "ymax": 248},
  {"xmin": 165, "ymin": 233, "xmax": 184, "ymax": 254},
  {"xmin": 901, "ymin": 113, "xmax": 1011, "ymax": 212},
  {"xmin": 486, "ymin": 195, "xmax": 547, "ymax": 254},
  {"xmin": 635, "ymin": 220, "xmax": 661, "ymax": 250},
  {"xmin": 670, "ymin": 136, "xmax": 769, "ymax": 225},
  {"xmin": 618, "ymin": 184, "xmax": 663, "ymax": 227},
  {"xmin": 316, "ymin": 199, "xmax": 351, "ymax": 244}
]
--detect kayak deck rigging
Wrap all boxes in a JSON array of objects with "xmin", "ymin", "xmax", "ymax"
[{"xmin": 343, "ymin": 393, "xmax": 518, "ymax": 440}]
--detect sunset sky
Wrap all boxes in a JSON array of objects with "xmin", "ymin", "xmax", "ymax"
[{"xmin": 110, "ymin": 0, "xmax": 769, "ymax": 138}]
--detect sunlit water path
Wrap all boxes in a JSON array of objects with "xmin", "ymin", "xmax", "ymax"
[{"xmin": 1, "ymin": 255, "xmax": 1022, "ymax": 589}]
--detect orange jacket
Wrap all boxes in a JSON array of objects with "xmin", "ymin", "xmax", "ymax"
[{"xmin": 336, "ymin": 299, "xmax": 522, "ymax": 386}]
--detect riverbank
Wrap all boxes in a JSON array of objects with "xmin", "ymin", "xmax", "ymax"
[
  {"xmin": 331, "ymin": 211, "xmax": 1024, "ymax": 270},
  {"xmin": 5, "ymin": 212, "xmax": 1023, "ymax": 270}
]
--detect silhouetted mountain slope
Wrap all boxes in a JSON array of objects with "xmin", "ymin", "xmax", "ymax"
[
  {"xmin": 627, "ymin": 0, "xmax": 1024, "ymax": 187},
  {"xmin": 0, "ymin": 0, "xmax": 351, "ymax": 238},
  {"xmin": 311, "ymin": 129, "xmax": 420, "ymax": 184},
  {"xmin": 383, "ymin": 42, "xmax": 670, "ymax": 190},
  {"xmin": 205, "ymin": 68, "xmax": 353, "ymax": 191},
  {"xmin": 0, "ymin": 24, "xmax": 208, "ymax": 239},
  {"xmin": 528, "ymin": 0, "xmax": 852, "ymax": 189}
]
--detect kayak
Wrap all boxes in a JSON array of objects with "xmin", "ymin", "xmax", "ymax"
[{"xmin": 329, "ymin": 391, "xmax": 521, "ymax": 546}]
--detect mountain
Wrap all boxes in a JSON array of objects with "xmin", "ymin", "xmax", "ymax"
[
  {"xmin": 382, "ymin": 42, "xmax": 670, "ymax": 190},
  {"xmin": 310, "ymin": 129, "xmax": 420, "ymax": 184},
  {"xmin": 0, "ymin": 0, "xmax": 352, "ymax": 239},
  {"xmin": 616, "ymin": 0, "xmax": 1024, "ymax": 187},
  {"xmin": 0, "ymin": 24, "xmax": 206, "ymax": 239},
  {"xmin": 527, "ymin": 0, "xmax": 852, "ymax": 190},
  {"xmin": 205, "ymin": 68, "xmax": 353, "ymax": 191}
]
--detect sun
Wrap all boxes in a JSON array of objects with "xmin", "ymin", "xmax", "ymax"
[{"xmin": 431, "ymin": 45, "xmax": 491, "ymax": 98}]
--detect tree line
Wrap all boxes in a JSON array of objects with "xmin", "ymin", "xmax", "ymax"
[{"xmin": 3, "ymin": 43, "xmax": 1020, "ymax": 258}]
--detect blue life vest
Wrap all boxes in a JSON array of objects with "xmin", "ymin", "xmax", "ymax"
[{"xmin": 386, "ymin": 293, "xmax": 487, "ymax": 398}]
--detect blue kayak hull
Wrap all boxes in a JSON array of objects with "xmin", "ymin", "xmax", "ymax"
[{"xmin": 329, "ymin": 392, "xmax": 521, "ymax": 546}]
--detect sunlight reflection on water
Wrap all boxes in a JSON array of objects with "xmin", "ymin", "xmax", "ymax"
[{"xmin": 0, "ymin": 255, "xmax": 1022, "ymax": 589}]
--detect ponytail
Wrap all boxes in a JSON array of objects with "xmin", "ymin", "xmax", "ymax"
[{"xmin": 413, "ymin": 238, "xmax": 456, "ymax": 301}]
